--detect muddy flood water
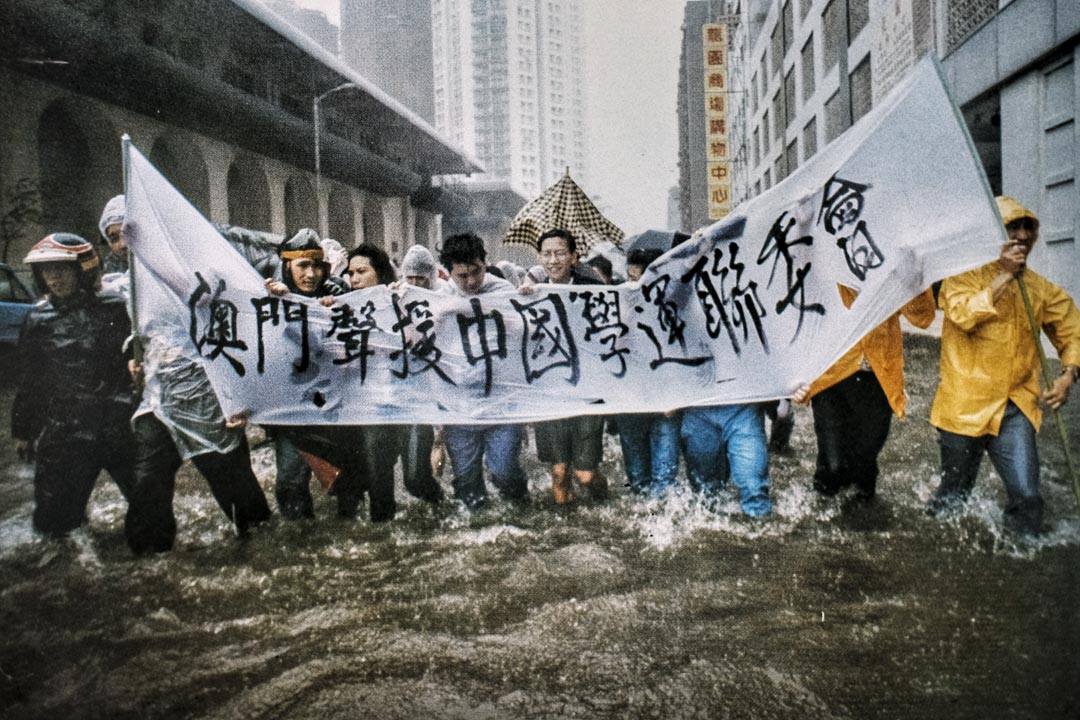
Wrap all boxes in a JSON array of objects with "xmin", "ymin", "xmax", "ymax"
[{"xmin": 0, "ymin": 334, "xmax": 1078, "ymax": 719}]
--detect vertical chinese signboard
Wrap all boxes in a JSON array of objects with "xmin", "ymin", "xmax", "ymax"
[{"xmin": 703, "ymin": 23, "xmax": 730, "ymax": 219}]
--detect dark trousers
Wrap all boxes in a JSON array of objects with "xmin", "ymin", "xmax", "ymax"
[
  {"xmin": 401, "ymin": 425, "xmax": 444, "ymax": 504},
  {"xmin": 810, "ymin": 371, "xmax": 893, "ymax": 498},
  {"xmin": 274, "ymin": 434, "xmax": 315, "ymax": 520},
  {"xmin": 281, "ymin": 425, "xmax": 402, "ymax": 522},
  {"xmin": 32, "ymin": 408, "xmax": 136, "ymax": 538},
  {"xmin": 125, "ymin": 414, "xmax": 271, "ymax": 554}
]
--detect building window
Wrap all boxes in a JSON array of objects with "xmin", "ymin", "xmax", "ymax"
[
  {"xmin": 763, "ymin": 168, "xmax": 771, "ymax": 189},
  {"xmin": 786, "ymin": 139, "xmax": 799, "ymax": 177},
  {"xmin": 753, "ymin": 126, "xmax": 761, "ymax": 167},
  {"xmin": 784, "ymin": 69, "xmax": 796, "ymax": 128},
  {"xmin": 823, "ymin": 0, "xmax": 843, "ymax": 75},
  {"xmin": 770, "ymin": 24, "xmax": 783, "ymax": 78},
  {"xmin": 850, "ymin": 57, "xmax": 872, "ymax": 122},
  {"xmin": 801, "ymin": 36, "xmax": 815, "ymax": 102},
  {"xmin": 750, "ymin": 71, "xmax": 758, "ymax": 115},
  {"xmin": 799, "ymin": 0, "xmax": 812, "ymax": 21},
  {"xmin": 762, "ymin": 110, "xmax": 771, "ymax": 155},
  {"xmin": 825, "ymin": 89, "xmax": 848, "ymax": 143},
  {"xmin": 782, "ymin": 0, "xmax": 794, "ymax": 56},
  {"xmin": 945, "ymin": 0, "xmax": 996, "ymax": 54},
  {"xmin": 774, "ymin": 154, "xmax": 786, "ymax": 183},
  {"xmin": 803, "ymin": 116, "xmax": 817, "ymax": 159},
  {"xmin": 760, "ymin": 53, "xmax": 768, "ymax": 99},
  {"xmin": 772, "ymin": 90, "xmax": 784, "ymax": 143},
  {"xmin": 849, "ymin": 0, "xmax": 870, "ymax": 41}
]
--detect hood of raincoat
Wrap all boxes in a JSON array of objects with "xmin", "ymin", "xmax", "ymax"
[
  {"xmin": 995, "ymin": 196, "xmax": 1040, "ymax": 236},
  {"xmin": 99, "ymin": 195, "xmax": 126, "ymax": 242},
  {"xmin": 400, "ymin": 245, "xmax": 438, "ymax": 286}
]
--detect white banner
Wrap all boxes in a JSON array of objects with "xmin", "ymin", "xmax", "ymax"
[{"xmin": 124, "ymin": 57, "xmax": 1004, "ymax": 426}]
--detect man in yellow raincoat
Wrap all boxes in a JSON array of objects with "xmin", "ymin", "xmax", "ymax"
[
  {"xmin": 798, "ymin": 286, "xmax": 937, "ymax": 501},
  {"xmin": 928, "ymin": 196, "xmax": 1080, "ymax": 535}
]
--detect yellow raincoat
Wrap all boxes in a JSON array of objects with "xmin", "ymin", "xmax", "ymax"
[
  {"xmin": 930, "ymin": 196, "xmax": 1080, "ymax": 436},
  {"xmin": 807, "ymin": 286, "xmax": 937, "ymax": 419}
]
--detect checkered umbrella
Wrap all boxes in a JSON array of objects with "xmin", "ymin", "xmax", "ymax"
[{"xmin": 504, "ymin": 173, "xmax": 624, "ymax": 254}]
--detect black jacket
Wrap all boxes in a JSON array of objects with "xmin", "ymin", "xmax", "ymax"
[{"xmin": 11, "ymin": 289, "xmax": 134, "ymax": 442}]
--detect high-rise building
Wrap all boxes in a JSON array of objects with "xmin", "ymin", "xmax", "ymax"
[
  {"xmin": 680, "ymin": 0, "xmax": 1078, "ymax": 303},
  {"xmin": 340, "ymin": 0, "xmax": 435, "ymax": 122},
  {"xmin": 431, "ymin": 0, "xmax": 588, "ymax": 199},
  {"xmin": 264, "ymin": 0, "xmax": 339, "ymax": 54}
]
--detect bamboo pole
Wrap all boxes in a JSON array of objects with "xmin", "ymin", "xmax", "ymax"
[{"xmin": 1016, "ymin": 275, "xmax": 1080, "ymax": 510}]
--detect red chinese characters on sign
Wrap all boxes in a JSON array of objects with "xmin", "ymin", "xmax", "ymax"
[{"xmin": 703, "ymin": 24, "xmax": 730, "ymax": 219}]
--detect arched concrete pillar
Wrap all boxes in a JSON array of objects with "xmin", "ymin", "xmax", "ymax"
[
  {"xmin": 283, "ymin": 174, "xmax": 318, "ymax": 234},
  {"xmin": 227, "ymin": 152, "xmax": 272, "ymax": 232},
  {"xmin": 202, "ymin": 140, "xmax": 235, "ymax": 225},
  {"xmin": 37, "ymin": 96, "xmax": 121, "ymax": 242},
  {"xmin": 326, "ymin": 182, "xmax": 356, "ymax": 245}
]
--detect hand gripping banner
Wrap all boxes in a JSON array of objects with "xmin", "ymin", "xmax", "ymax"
[{"xmin": 124, "ymin": 56, "xmax": 1005, "ymax": 426}]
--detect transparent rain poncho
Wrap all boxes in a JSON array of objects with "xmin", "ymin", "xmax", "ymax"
[
  {"xmin": 104, "ymin": 271, "xmax": 240, "ymax": 460},
  {"xmin": 133, "ymin": 332, "xmax": 241, "ymax": 460}
]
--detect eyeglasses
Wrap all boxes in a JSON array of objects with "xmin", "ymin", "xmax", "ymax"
[{"xmin": 540, "ymin": 250, "xmax": 571, "ymax": 260}]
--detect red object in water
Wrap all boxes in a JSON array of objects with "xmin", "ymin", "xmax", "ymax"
[{"xmin": 296, "ymin": 450, "xmax": 341, "ymax": 493}]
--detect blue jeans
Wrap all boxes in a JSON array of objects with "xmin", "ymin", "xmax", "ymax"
[
  {"xmin": 618, "ymin": 412, "xmax": 680, "ymax": 495},
  {"xmin": 443, "ymin": 424, "xmax": 528, "ymax": 508},
  {"xmin": 931, "ymin": 402, "xmax": 1042, "ymax": 534},
  {"xmin": 681, "ymin": 404, "xmax": 771, "ymax": 516}
]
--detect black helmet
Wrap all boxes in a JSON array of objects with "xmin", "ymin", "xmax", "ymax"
[{"xmin": 24, "ymin": 233, "xmax": 102, "ymax": 295}]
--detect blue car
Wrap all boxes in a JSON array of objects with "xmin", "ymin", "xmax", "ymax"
[{"xmin": 0, "ymin": 263, "xmax": 37, "ymax": 347}]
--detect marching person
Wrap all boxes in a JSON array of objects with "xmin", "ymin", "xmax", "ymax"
[
  {"xmin": 927, "ymin": 196, "xmax": 1080, "ymax": 536},
  {"xmin": 396, "ymin": 245, "xmax": 448, "ymax": 505},
  {"xmin": 125, "ymin": 347, "xmax": 272, "ymax": 552},
  {"xmin": 794, "ymin": 286, "xmax": 936, "ymax": 502},
  {"xmin": 12, "ymin": 233, "xmax": 136, "ymax": 537},
  {"xmin": 336, "ymin": 242, "xmax": 443, "ymax": 518},
  {"xmin": 618, "ymin": 248, "xmax": 680, "ymax": 496},
  {"xmin": 108, "ymin": 197, "xmax": 272, "ymax": 553},
  {"xmin": 98, "ymin": 194, "xmax": 129, "ymax": 274},
  {"xmin": 524, "ymin": 229, "xmax": 608, "ymax": 504},
  {"xmin": 438, "ymin": 233, "xmax": 529, "ymax": 509},
  {"xmin": 263, "ymin": 229, "xmax": 376, "ymax": 520}
]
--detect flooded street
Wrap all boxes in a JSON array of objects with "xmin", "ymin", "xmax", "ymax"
[{"xmin": 1, "ymin": 335, "xmax": 1078, "ymax": 719}]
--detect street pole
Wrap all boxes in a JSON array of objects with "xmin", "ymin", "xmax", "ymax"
[{"xmin": 313, "ymin": 82, "xmax": 357, "ymax": 237}]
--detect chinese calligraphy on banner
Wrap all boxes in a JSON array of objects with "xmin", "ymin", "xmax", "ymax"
[
  {"xmin": 124, "ymin": 57, "xmax": 1004, "ymax": 426},
  {"xmin": 703, "ymin": 22, "xmax": 731, "ymax": 220}
]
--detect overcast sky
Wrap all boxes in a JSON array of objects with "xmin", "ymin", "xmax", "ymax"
[{"xmin": 285, "ymin": 0, "xmax": 687, "ymax": 235}]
